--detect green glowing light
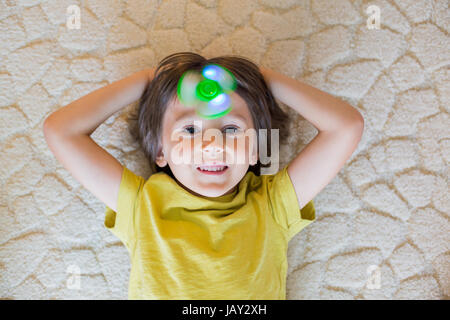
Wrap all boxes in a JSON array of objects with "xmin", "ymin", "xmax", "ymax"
[{"xmin": 177, "ymin": 64, "xmax": 237, "ymax": 119}]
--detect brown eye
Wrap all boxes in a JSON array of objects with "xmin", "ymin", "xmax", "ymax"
[
  {"xmin": 183, "ymin": 126, "xmax": 198, "ymax": 135},
  {"xmin": 223, "ymin": 126, "xmax": 239, "ymax": 134}
]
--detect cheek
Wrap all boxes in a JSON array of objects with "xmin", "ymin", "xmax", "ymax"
[
  {"xmin": 167, "ymin": 135, "xmax": 195, "ymax": 165},
  {"xmin": 224, "ymin": 136, "xmax": 253, "ymax": 165}
]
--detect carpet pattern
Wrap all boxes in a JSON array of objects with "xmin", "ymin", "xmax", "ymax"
[{"xmin": 0, "ymin": 0, "xmax": 448, "ymax": 299}]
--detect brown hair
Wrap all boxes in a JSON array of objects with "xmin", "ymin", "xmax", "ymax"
[{"xmin": 128, "ymin": 52, "xmax": 291, "ymax": 179}]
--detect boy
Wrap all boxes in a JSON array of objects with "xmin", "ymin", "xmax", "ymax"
[{"xmin": 44, "ymin": 53, "xmax": 364, "ymax": 299}]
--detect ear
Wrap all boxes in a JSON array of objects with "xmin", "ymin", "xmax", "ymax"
[{"xmin": 155, "ymin": 146, "xmax": 167, "ymax": 168}]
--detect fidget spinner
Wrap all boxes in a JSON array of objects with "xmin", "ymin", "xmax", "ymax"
[{"xmin": 177, "ymin": 64, "xmax": 237, "ymax": 119}]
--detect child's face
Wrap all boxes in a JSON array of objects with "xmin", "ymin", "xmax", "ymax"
[{"xmin": 156, "ymin": 91, "xmax": 258, "ymax": 198}]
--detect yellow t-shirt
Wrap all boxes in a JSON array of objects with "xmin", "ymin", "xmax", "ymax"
[{"xmin": 104, "ymin": 164, "xmax": 315, "ymax": 300}]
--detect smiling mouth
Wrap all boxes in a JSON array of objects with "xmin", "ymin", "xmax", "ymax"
[{"xmin": 196, "ymin": 165, "xmax": 229, "ymax": 175}]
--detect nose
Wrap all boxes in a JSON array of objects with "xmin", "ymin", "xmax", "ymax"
[{"xmin": 202, "ymin": 136, "xmax": 224, "ymax": 155}]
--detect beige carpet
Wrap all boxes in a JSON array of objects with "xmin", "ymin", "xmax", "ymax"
[{"xmin": 0, "ymin": 0, "xmax": 448, "ymax": 299}]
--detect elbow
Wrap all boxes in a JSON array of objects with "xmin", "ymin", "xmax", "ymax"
[
  {"xmin": 354, "ymin": 109, "xmax": 365, "ymax": 125},
  {"xmin": 43, "ymin": 115, "xmax": 61, "ymax": 142},
  {"xmin": 43, "ymin": 116, "xmax": 54, "ymax": 136},
  {"xmin": 43, "ymin": 116, "xmax": 52, "ymax": 137},
  {"xmin": 354, "ymin": 113, "xmax": 365, "ymax": 130},
  {"xmin": 338, "ymin": 113, "xmax": 364, "ymax": 145},
  {"xmin": 349, "ymin": 114, "xmax": 364, "ymax": 144},
  {"xmin": 346, "ymin": 111, "xmax": 365, "ymax": 133},
  {"xmin": 356, "ymin": 112, "xmax": 365, "ymax": 132}
]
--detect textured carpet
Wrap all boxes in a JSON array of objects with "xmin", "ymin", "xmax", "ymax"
[{"xmin": 0, "ymin": 0, "xmax": 448, "ymax": 299}]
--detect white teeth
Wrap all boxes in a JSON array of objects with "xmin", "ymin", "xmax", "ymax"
[{"xmin": 199, "ymin": 166, "xmax": 226, "ymax": 171}]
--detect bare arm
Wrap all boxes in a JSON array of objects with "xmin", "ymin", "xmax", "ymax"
[
  {"xmin": 43, "ymin": 68, "xmax": 155, "ymax": 212},
  {"xmin": 45, "ymin": 68, "xmax": 155, "ymax": 136},
  {"xmin": 260, "ymin": 67, "xmax": 364, "ymax": 209},
  {"xmin": 260, "ymin": 66, "xmax": 363, "ymax": 132}
]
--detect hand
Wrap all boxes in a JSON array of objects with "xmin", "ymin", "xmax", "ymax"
[
  {"xmin": 147, "ymin": 68, "xmax": 156, "ymax": 83},
  {"xmin": 259, "ymin": 66, "xmax": 271, "ymax": 78}
]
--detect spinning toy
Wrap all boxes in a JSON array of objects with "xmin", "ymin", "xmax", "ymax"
[{"xmin": 177, "ymin": 64, "xmax": 237, "ymax": 119}]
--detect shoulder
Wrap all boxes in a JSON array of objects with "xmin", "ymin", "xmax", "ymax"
[{"xmin": 240, "ymin": 165, "xmax": 283, "ymax": 195}]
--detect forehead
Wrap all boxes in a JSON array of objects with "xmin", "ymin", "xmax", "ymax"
[{"xmin": 166, "ymin": 91, "xmax": 253, "ymax": 125}]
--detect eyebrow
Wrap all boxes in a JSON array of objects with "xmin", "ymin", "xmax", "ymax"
[
  {"xmin": 174, "ymin": 112, "xmax": 248, "ymax": 124},
  {"xmin": 175, "ymin": 109, "xmax": 196, "ymax": 122}
]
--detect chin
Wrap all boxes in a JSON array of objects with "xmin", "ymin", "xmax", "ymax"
[{"xmin": 194, "ymin": 188, "xmax": 230, "ymax": 198}]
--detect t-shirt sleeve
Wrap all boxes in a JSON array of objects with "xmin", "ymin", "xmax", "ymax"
[
  {"xmin": 104, "ymin": 166, "xmax": 145, "ymax": 252},
  {"xmin": 265, "ymin": 164, "xmax": 316, "ymax": 242}
]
